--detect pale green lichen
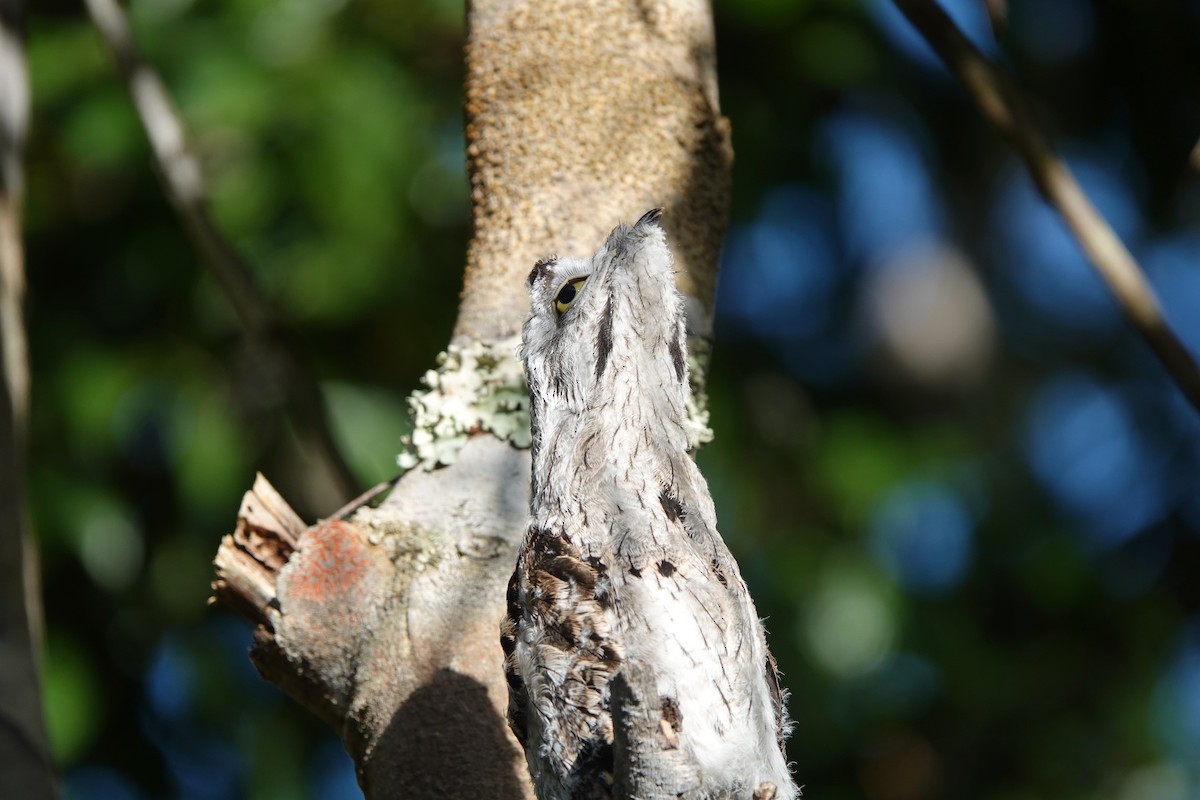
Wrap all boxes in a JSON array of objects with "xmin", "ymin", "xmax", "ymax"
[
  {"xmin": 360, "ymin": 514, "xmax": 444, "ymax": 570},
  {"xmin": 397, "ymin": 334, "xmax": 715, "ymax": 471},
  {"xmin": 397, "ymin": 336, "xmax": 529, "ymax": 471}
]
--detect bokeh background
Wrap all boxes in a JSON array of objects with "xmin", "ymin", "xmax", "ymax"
[{"xmin": 23, "ymin": 0, "xmax": 1200, "ymax": 797}]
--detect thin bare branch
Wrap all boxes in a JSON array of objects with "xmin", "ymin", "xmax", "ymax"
[
  {"xmin": 83, "ymin": 0, "xmax": 359, "ymax": 496},
  {"xmin": 0, "ymin": 0, "xmax": 56, "ymax": 795},
  {"xmin": 982, "ymin": 0, "xmax": 1006, "ymax": 38},
  {"xmin": 326, "ymin": 475, "xmax": 399, "ymax": 522},
  {"xmin": 893, "ymin": 0, "xmax": 1200, "ymax": 414},
  {"xmin": 0, "ymin": 0, "xmax": 28, "ymax": 432}
]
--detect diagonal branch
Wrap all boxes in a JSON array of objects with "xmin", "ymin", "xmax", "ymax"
[
  {"xmin": 893, "ymin": 0, "xmax": 1200, "ymax": 414},
  {"xmin": 982, "ymin": 0, "xmax": 1007, "ymax": 38},
  {"xmin": 83, "ymin": 0, "xmax": 359, "ymax": 496}
]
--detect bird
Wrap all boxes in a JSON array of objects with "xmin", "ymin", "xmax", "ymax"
[{"xmin": 502, "ymin": 209, "xmax": 798, "ymax": 800}]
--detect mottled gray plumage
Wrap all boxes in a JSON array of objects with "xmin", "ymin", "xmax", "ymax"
[{"xmin": 503, "ymin": 210, "xmax": 797, "ymax": 800}]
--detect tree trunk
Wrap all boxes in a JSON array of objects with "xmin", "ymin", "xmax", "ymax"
[{"xmin": 212, "ymin": 2, "xmax": 732, "ymax": 797}]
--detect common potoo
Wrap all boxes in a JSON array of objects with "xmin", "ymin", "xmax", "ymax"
[{"xmin": 502, "ymin": 210, "xmax": 797, "ymax": 800}]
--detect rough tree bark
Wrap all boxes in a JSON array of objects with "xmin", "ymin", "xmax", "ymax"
[{"xmin": 212, "ymin": 1, "xmax": 732, "ymax": 797}]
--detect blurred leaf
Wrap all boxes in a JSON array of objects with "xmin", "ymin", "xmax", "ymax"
[
  {"xmin": 130, "ymin": 0, "xmax": 198, "ymax": 26},
  {"xmin": 207, "ymin": 149, "xmax": 280, "ymax": 238},
  {"xmin": 62, "ymin": 89, "xmax": 144, "ymax": 170},
  {"xmin": 323, "ymin": 381, "xmax": 411, "ymax": 485},
  {"xmin": 180, "ymin": 51, "xmax": 278, "ymax": 135},
  {"xmin": 1015, "ymin": 535, "xmax": 1090, "ymax": 611},
  {"xmin": 809, "ymin": 413, "xmax": 911, "ymax": 526},
  {"xmin": 53, "ymin": 350, "xmax": 137, "ymax": 457},
  {"xmin": 276, "ymin": 241, "xmax": 393, "ymax": 323},
  {"xmin": 244, "ymin": 710, "xmax": 311, "ymax": 800},
  {"xmin": 27, "ymin": 22, "xmax": 111, "ymax": 105},
  {"xmin": 79, "ymin": 501, "xmax": 144, "ymax": 592},
  {"xmin": 793, "ymin": 17, "xmax": 878, "ymax": 87},
  {"xmin": 169, "ymin": 375, "xmax": 252, "ymax": 511},
  {"xmin": 149, "ymin": 538, "xmax": 218, "ymax": 622},
  {"xmin": 803, "ymin": 553, "xmax": 898, "ymax": 677},
  {"xmin": 43, "ymin": 635, "xmax": 104, "ymax": 766}
]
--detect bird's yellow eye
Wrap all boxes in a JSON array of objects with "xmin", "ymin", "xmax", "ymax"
[{"xmin": 555, "ymin": 278, "xmax": 588, "ymax": 315}]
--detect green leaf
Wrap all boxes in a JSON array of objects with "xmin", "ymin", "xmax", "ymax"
[{"xmin": 43, "ymin": 635, "xmax": 103, "ymax": 766}]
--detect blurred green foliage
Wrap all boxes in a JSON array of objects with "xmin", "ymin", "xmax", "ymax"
[
  {"xmin": 29, "ymin": 0, "xmax": 469, "ymax": 795},
  {"xmin": 21, "ymin": 0, "xmax": 1200, "ymax": 798}
]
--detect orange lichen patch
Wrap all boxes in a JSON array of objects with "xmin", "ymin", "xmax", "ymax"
[
  {"xmin": 273, "ymin": 517, "xmax": 394, "ymax": 706},
  {"xmin": 285, "ymin": 520, "xmax": 373, "ymax": 603}
]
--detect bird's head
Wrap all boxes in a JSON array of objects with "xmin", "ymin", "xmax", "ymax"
[{"xmin": 521, "ymin": 209, "xmax": 691, "ymax": 486}]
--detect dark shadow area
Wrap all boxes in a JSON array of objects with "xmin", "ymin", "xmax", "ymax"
[{"xmin": 365, "ymin": 668, "xmax": 528, "ymax": 799}]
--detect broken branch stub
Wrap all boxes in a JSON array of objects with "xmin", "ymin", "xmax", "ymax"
[{"xmin": 212, "ymin": 438, "xmax": 535, "ymax": 799}]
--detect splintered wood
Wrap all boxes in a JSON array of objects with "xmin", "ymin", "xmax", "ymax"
[{"xmin": 211, "ymin": 472, "xmax": 305, "ymax": 628}]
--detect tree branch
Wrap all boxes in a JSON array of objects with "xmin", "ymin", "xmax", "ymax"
[
  {"xmin": 458, "ymin": 0, "xmax": 732, "ymax": 342},
  {"xmin": 214, "ymin": 439, "xmax": 535, "ymax": 798},
  {"xmin": 83, "ymin": 0, "xmax": 359, "ymax": 497},
  {"xmin": 893, "ymin": 0, "xmax": 1200, "ymax": 413},
  {"xmin": 212, "ymin": 1, "xmax": 733, "ymax": 797},
  {"xmin": 0, "ymin": 0, "xmax": 56, "ymax": 795},
  {"xmin": 981, "ymin": 0, "xmax": 1006, "ymax": 38}
]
